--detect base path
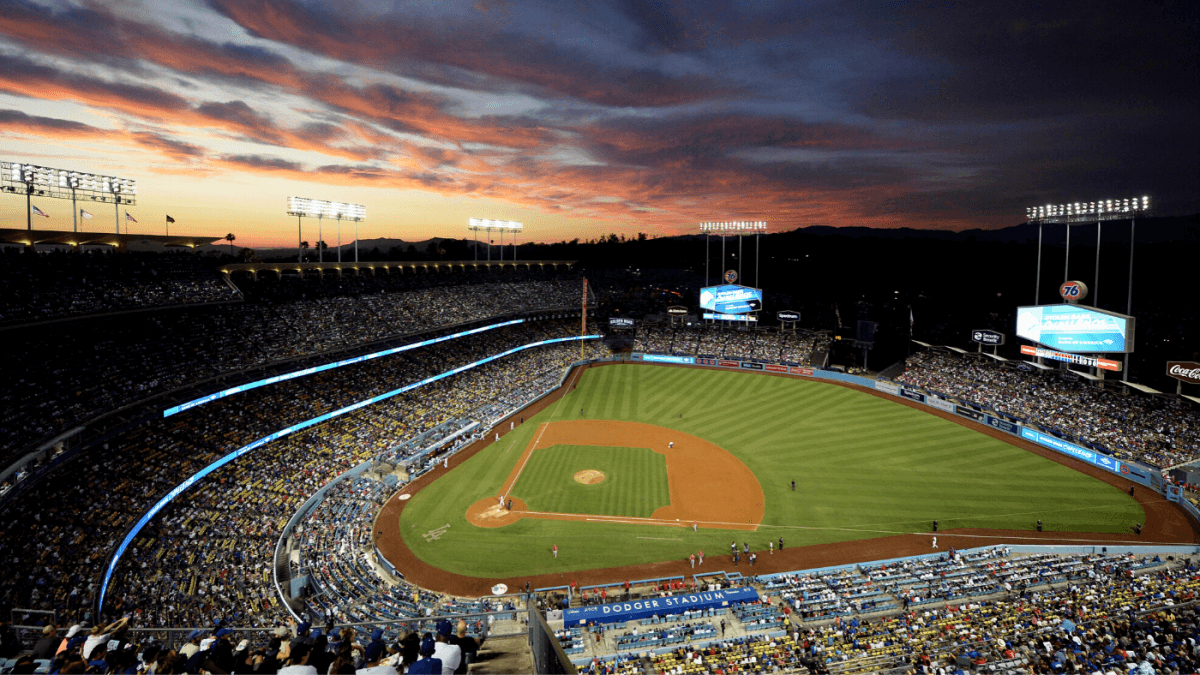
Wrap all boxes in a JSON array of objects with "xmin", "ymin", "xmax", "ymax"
[
  {"xmin": 374, "ymin": 361, "xmax": 1200, "ymax": 597},
  {"xmin": 466, "ymin": 419, "xmax": 764, "ymax": 531}
]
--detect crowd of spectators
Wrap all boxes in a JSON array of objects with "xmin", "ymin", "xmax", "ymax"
[
  {"xmin": 0, "ymin": 316, "xmax": 601, "ymax": 631},
  {"xmin": 632, "ymin": 325, "xmax": 826, "ymax": 365},
  {"xmin": 0, "ymin": 268, "xmax": 586, "ymax": 469},
  {"xmin": 0, "ymin": 249, "xmax": 236, "ymax": 325},
  {"xmin": 896, "ymin": 350, "xmax": 1200, "ymax": 468}
]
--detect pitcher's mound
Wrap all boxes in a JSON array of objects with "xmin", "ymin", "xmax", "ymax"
[{"xmin": 574, "ymin": 470, "xmax": 606, "ymax": 485}]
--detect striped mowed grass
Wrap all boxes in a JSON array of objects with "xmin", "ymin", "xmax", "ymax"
[
  {"xmin": 398, "ymin": 364, "xmax": 1143, "ymax": 577},
  {"xmin": 510, "ymin": 444, "xmax": 670, "ymax": 517}
]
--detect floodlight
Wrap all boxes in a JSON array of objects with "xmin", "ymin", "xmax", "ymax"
[
  {"xmin": 287, "ymin": 197, "xmax": 366, "ymax": 263},
  {"xmin": 1025, "ymin": 196, "xmax": 1149, "ymax": 224}
]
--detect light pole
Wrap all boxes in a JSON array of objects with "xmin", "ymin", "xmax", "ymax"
[
  {"xmin": 468, "ymin": 218, "xmax": 522, "ymax": 265},
  {"xmin": 288, "ymin": 197, "xmax": 364, "ymax": 266}
]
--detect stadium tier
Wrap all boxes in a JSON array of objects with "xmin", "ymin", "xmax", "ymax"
[{"xmin": 2, "ymin": 253, "xmax": 1200, "ymax": 675}]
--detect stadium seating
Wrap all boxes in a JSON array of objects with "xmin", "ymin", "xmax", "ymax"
[{"xmin": 897, "ymin": 349, "xmax": 1200, "ymax": 468}]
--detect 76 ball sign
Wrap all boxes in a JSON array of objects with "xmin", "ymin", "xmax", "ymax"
[{"xmin": 971, "ymin": 329, "xmax": 1005, "ymax": 346}]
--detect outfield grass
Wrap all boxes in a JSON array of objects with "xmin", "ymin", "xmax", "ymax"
[
  {"xmin": 398, "ymin": 364, "xmax": 1145, "ymax": 578},
  {"xmin": 511, "ymin": 444, "xmax": 670, "ymax": 517}
]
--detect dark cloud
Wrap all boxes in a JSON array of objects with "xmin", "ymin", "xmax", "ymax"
[
  {"xmin": 220, "ymin": 154, "xmax": 303, "ymax": 171},
  {"xmin": 131, "ymin": 132, "xmax": 205, "ymax": 159},
  {"xmin": 0, "ymin": 53, "xmax": 189, "ymax": 113},
  {"xmin": 0, "ymin": 108, "xmax": 99, "ymax": 133}
]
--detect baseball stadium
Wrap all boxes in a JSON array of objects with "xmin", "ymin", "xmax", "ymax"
[
  {"xmin": 3, "ymin": 3, "xmax": 1200, "ymax": 674},
  {"xmin": 1, "ymin": 244, "xmax": 1199, "ymax": 675}
]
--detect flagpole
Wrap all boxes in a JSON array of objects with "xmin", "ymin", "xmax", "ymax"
[
  {"xmin": 166, "ymin": 215, "xmax": 169, "ymax": 236},
  {"xmin": 71, "ymin": 187, "xmax": 78, "ymax": 233}
]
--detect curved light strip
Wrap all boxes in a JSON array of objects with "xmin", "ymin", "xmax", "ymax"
[
  {"xmin": 163, "ymin": 319, "xmax": 526, "ymax": 417},
  {"xmin": 100, "ymin": 334, "xmax": 600, "ymax": 612}
]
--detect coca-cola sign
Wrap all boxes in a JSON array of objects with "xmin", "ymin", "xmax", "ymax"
[{"xmin": 1167, "ymin": 362, "xmax": 1200, "ymax": 385}]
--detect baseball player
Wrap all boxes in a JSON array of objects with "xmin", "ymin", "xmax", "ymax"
[
  {"xmin": 698, "ymin": 549, "xmax": 704, "ymax": 565},
  {"xmin": 692, "ymin": 521, "xmax": 697, "ymax": 533},
  {"xmin": 689, "ymin": 554, "xmax": 695, "ymax": 568},
  {"xmin": 668, "ymin": 441, "xmax": 674, "ymax": 449},
  {"xmin": 932, "ymin": 536, "xmax": 938, "ymax": 549},
  {"xmin": 769, "ymin": 541, "xmax": 773, "ymax": 555},
  {"xmin": 552, "ymin": 544, "xmax": 558, "ymax": 559}
]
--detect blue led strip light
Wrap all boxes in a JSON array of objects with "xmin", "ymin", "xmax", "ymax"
[
  {"xmin": 100, "ymin": 334, "xmax": 600, "ymax": 612},
  {"xmin": 163, "ymin": 319, "xmax": 527, "ymax": 417}
]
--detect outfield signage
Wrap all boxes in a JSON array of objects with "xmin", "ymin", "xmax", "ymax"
[
  {"xmin": 971, "ymin": 329, "xmax": 1005, "ymax": 346},
  {"xmin": 740, "ymin": 362, "xmax": 764, "ymax": 370},
  {"xmin": 777, "ymin": 310, "xmax": 800, "ymax": 322},
  {"xmin": 643, "ymin": 354, "xmax": 696, "ymax": 365},
  {"xmin": 1167, "ymin": 362, "xmax": 1200, "ymax": 385},
  {"xmin": 667, "ymin": 306, "xmax": 689, "ymax": 316},
  {"xmin": 697, "ymin": 358, "xmax": 719, "ymax": 366},
  {"xmin": 874, "ymin": 381, "xmax": 900, "ymax": 396},
  {"xmin": 563, "ymin": 587, "xmax": 759, "ymax": 626},
  {"xmin": 608, "ymin": 317, "xmax": 635, "ymax": 328},
  {"xmin": 719, "ymin": 360, "xmax": 739, "ymax": 367},
  {"xmin": 1019, "ymin": 427, "xmax": 1123, "ymax": 475},
  {"xmin": 1016, "ymin": 304, "xmax": 1133, "ymax": 353},
  {"xmin": 957, "ymin": 408, "xmax": 985, "ymax": 422},
  {"xmin": 765, "ymin": 364, "xmax": 788, "ymax": 373},
  {"xmin": 700, "ymin": 285, "xmax": 762, "ymax": 314},
  {"xmin": 790, "ymin": 367, "xmax": 814, "ymax": 376},
  {"xmin": 925, "ymin": 395, "xmax": 955, "ymax": 413},
  {"xmin": 986, "ymin": 415, "xmax": 1016, "ymax": 434},
  {"xmin": 1020, "ymin": 345, "xmax": 1121, "ymax": 371},
  {"xmin": 704, "ymin": 312, "xmax": 759, "ymax": 322},
  {"xmin": 900, "ymin": 388, "xmax": 925, "ymax": 403}
]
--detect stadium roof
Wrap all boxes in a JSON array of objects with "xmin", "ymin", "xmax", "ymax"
[
  {"xmin": 1184, "ymin": 395, "xmax": 1200, "ymax": 406},
  {"xmin": 946, "ymin": 346, "xmax": 970, "ymax": 354},
  {"xmin": 218, "ymin": 260, "xmax": 576, "ymax": 276},
  {"xmin": 1023, "ymin": 360, "xmax": 1053, "ymax": 370},
  {"xmin": 983, "ymin": 352, "xmax": 1009, "ymax": 362},
  {"xmin": 1122, "ymin": 381, "xmax": 1163, "ymax": 394},
  {"xmin": 0, "ymin": 227, "xmax": 222, "ymax": 249}
]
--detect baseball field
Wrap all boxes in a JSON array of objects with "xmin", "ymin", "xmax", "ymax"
[{"xmin": 391, "ymin": 363, "xmax": 1149, "ymax": 584}]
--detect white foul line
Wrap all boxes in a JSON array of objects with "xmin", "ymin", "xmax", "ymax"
[{"xmin": 504, "ymin": 422, "xmax": 549, "ymax": 501}]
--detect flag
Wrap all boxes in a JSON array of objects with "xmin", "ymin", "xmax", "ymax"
[
  {"xmin": 166, "ymin": 215, "xmax": 175, "ymax": 224},
  {"xmin": 31, "ymin": 204, "xmax": 49, "ymax": 218},
  {"xmin": 909, "ymin": 307, "xmax": 914, "ymax": 337},
  {"xmin": 125, "ymin": 211, "xmax": 138, "ymax": 223},
  {"xmin": 80, "ymin": 209, "xmax": 94, "ymax": 220},
  {"xmin": 835, "ymin": 304, "xmax": 842, "ymax": 329}
]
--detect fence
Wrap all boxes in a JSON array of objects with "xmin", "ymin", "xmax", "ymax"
[{"xmin": 527, "ymin": 596, "xmax": 577, "ymax": 675}]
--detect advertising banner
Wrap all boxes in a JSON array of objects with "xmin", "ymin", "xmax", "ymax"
[
  {"xmin": 740, "ymin": 362, "xmax": 764, "ymax": 370},
  {"xmin": 700, "ymin": 285, "xmax": 763, "ymax": 314},
  {"xmin": 1020, "ymin": 345, "xmax": 1121, "ymax": 371},
  {"xmin": 765, "ymin": 364, "xmax": 788, "ymax": 373},
  {"xmin": 874, "ymin": 381, "xmax": 900, "ymax": 396},
  {"xmin": 608, "ymin": 317, "xmax": 635, "ymax": 328},
  {"xmin": 630, "ymin": 353, "xmax": 643, "ymax": 360},
  {"xmin": 1167, "ymin": 362, "xmax": 1200, "ymax": 385},
  {"xmin": 971, "ymin": 329, "xmax": 1005, "ymax": 346},
  {"xmin": 900, "ymin": 388, "xmax": 926, "ymax": 403},
  {"xmin": 1019, "ymin": 428, "xmax": 1123, "ymax": 475},
  {"xmin": 1016, "ymin": 305, "xmax": 1134, "ymax": 353},
  {"xmin": 697, "ymin": 358, "xmax": 719, "ymax": 366},
  {"xmin": 985, "ymin": 415, "xmax": 1016, "ymax": 434},
  {"xmin": 667, "ymin": 306, "xmax": 688, "ymax": 316},
  {"xmin": 643, "ymin": 355, "xmax": 696, "ymax": 365},
  {"xmin": 925, "ymin": 396, "xmax": 955, "ymax": 413},
  {"xmin": 776, "ymin": 310, "xmax": 801, "ymax": 322},
  {"xmin": 957, "ymin": 408, "xmax": 985, "ymax": 422},
  {"xmin": 719, "ymin": 360, "xmax": 739, "ymax": 367},
  {"xmin": 563, "ymin": 587, "xmax": 759, "ymax": 626},
  {"xmin": 790, "ymin": 367, "xmax": 814, "ymax": 376},
  {"xmin": 704, "ymin": 312, "xmax": 758, "ymax": 322}
]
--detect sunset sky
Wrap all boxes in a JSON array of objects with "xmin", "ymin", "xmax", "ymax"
[{"xmin": 1, "ymin": 0, "xmax": 1196, "ymax": 248}]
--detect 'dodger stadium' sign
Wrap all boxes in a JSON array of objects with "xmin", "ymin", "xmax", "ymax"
[{"xmin": 563, "ymin": 587, "xmax": 759, "ymax": 625}]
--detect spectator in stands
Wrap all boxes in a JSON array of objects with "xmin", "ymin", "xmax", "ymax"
[
  {"xmin": 278, "ymin": 641, "xmax": 316, "ymax": 675},
  {"xmin": 449, "ymin": 620, "xmax": 478, "ymax": 674},
  {"xmin": 30, "ymin": 624, "xmax": 58, "ymax": 661},
  {"xmin": 407, "ymin": 635, "xmax": 441, "ymax": 675}
]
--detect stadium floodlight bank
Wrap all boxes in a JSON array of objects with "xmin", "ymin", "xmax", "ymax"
[
  {"xmin": 468, "ymin": 218, "xmax": 523, "ymax": 262},
  {"xmin": 1026, "ymin": 197, "xmax": 1149, "ymax": 223},
  {"xmin": 2, "ymin": 161, "xmax": 136, "ymax": 233},
  {"xmin": 699, "ymin": 221, "xmax": 767, "ymax": 232},
  {"xmin": 287, "ymin": 197, "xmax": 366, "ymax": 263}
]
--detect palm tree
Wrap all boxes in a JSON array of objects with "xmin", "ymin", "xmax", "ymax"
[
  {"xmin": 224, "ymin": 232, "xmax": 236, "ymax": 256},
  {"xmin": 301, "ymin": 240, "xmax": 310, "ymax": 262}
]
